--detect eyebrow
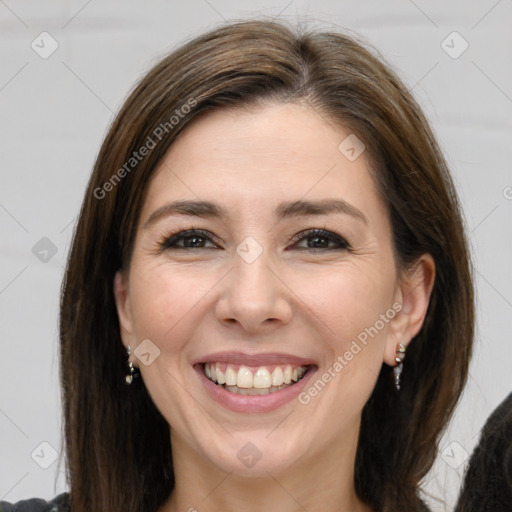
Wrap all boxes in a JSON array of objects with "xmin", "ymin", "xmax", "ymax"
[{"xmin": 143, "ymin": 198, "xmax": 368, "ymax": 229}]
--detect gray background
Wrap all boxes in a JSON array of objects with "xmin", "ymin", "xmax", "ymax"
[{"xmin": 1, "ymin": 1, "xmax": 511, "ymax": 510}]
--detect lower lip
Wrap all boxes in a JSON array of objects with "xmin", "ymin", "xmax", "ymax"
[{"xmin": 195, "ymin": 364, "xmax": 318, "ymax": 413}]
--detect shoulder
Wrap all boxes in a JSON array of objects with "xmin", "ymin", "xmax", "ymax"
[
  {"xmin": 455, "ymin": 393, "xmax": 512, "ymax": 511},
  {"xmin": 0, "ymin": 493, "xmax": 70, "ymax": 512},
  {"xmin": 473, "ymin": 391, "xmax": 512, "ymax": 464},
  {"xmin": 484, "ymin": 392, "xmax": 512, "ymax": 427}
]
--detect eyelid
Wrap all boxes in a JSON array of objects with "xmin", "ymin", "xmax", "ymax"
[
  {"xmin": 158, "ymin": 228, "xmax": 222, "ymax": 251},
  {"xmin": 157, "ymin": 227, "xmax": 351, "ymax": 252},
  {"xmin": 288, "ymin": 228, "xmax": 351, "ymax": 250}
]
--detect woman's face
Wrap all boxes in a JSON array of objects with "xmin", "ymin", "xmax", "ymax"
[{"xmin": 115, "ymin": 102, "xmax": 420, "ymax": 477}]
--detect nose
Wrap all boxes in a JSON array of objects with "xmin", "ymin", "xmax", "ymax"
[{"xmin": 214, "ymin": 250, "xmax": 293, "ymax": 334}]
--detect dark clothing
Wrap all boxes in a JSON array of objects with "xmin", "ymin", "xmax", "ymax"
[
  {"xmin": 455, "ymin": 392, "xmax": 512, "ymax": 511},
  {"xmin": 0, "ymin": 493, "xmax": 70, "ymax": 512}
]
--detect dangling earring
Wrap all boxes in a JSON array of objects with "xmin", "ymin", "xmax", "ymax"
[
  {"xmin": 393, "ymin": 343, "xmax": 406, "ymax": 391},
  {"xmin": 125, "ymin": 346, "xmax": 138, "ymax": 384}
]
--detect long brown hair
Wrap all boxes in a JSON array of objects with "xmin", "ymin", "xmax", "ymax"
[{"xmin": 60, "ymin": 19, "xmax": 474, "ymax": 512}]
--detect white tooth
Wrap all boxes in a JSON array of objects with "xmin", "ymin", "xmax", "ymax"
[
  {"xmin": 271, "ymin": 367, "xmax": 284, "ymax": 386},
  {"xmin": 205, "ymin": 363, "xmax": 211, "ymax": 379},
  {"xmin": 237, "ymin": 387, "xmax": 249, "ymax": 395},
  {"xmin": 283, "ymin": 365, "xmax": 293, "ymax": 384},
  {"xmin": 298, "ymin": 366, "xmax": 306, "ymax": 378},
  {"xmin": 225, "ymin": 365, "xmax": 237, "ymax": 385},
  {"xmin": 211, "ymin": 363, "xmax": 218, "ymax": 382},
  {"xmin": 291, "ymin": 368, "xmax": 299, "ymax": 382},
  {"xmin": 283, "ymin": 365, "xmax": 292, "ymax": 384},
  {"xmin": 253, "ymin": 368, "xmax": 271, "ymax": 389},
  {"xmin": 237, "ymin": 366, "xmax": 253, "ymax": 388},
  {"xmin": 216, "ymin": 363, "xmax": 226, "ymax": 385}
]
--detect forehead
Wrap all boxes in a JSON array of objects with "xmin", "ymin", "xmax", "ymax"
[{"xmin": 141, "ymin": 102, "xmax": 387, "ymax": 224}]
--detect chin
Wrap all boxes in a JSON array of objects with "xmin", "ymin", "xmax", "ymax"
[{"xmin": 196, "ymin": 428, "xmax": 307, "ymax": 477}]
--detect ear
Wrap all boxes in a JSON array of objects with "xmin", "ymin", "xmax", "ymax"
[
  {"xmin": 113, "ymin": 270, "xmax": 136, "ymax": 351},
  {"xmin": 383, "ymin": 254, "xmax": 436, "ymax": 366}
]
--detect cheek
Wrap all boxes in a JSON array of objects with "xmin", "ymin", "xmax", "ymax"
[
  {"xmin": 296, "ymin": 271, "xmax": 393, "ymax": 420},
  {"xmin": 298, "ymin": 266, "xmax": 395, "ymax": 413},
  {"xmin": 128, "ymin": 262, "xmax": 216, "ymax": 349},
  {"xmin": 300, "ymin": 263, "xmax": 395, "ymax": 344}
]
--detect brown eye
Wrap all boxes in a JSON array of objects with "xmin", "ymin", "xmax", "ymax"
[
  {"xmin": 290, "ymin": 229, "xmax": 350, "ymax": 251},
  {"xmin": 160, "ymin": 229, "xmax": 219, "ymax": 250}
]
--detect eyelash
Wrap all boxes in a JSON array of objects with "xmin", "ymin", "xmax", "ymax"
[{"xmin": 157, "ymin": 227, "xmax": 351, "ymax": 252}]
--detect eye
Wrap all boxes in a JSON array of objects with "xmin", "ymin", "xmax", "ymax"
[
  {"xmin": 158, "ymin": 229, "xmax": 220, "ymax": 250},
  {"xmin": 156, "ymin": 228, "xmax": 350, "ymax": 253},
  {"xmin": 289, "ymin": 228, "xmax": 351, "ymax": 251}
]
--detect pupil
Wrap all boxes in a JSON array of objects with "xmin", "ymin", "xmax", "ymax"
[
  {"xmin": 309, "ymin": 236, "xmax": 328, "ymax": 248},
  {"xmin": 185, "ymin": 236, "xmax": 204, "ymax": 247}
]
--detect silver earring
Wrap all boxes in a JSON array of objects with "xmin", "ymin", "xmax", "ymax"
[
  {"xmin": 125, "ymin": 346, "xmax": 138, "ymax": 384},
  {"xmin": 393, "ymin": 343, "xmax": 406, "ymax": 391}
]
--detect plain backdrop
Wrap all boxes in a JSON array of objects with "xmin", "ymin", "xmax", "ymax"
[{"xmin": 1, "ymin": 1, "xmax": 511, "ymax": 510}]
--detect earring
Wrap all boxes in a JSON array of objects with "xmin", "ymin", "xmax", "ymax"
[
  {"xmin": 125, "ymin": 346, "xmax": 138, "ymax": 384},
  {"xmin": 393, "ymin": 343, "xmax": 406, "ymax": 391}
]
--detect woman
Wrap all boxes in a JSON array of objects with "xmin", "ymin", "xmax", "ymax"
[{"xmin": 1, "ymin": 19, "xmax": 474, "ymax": 512}]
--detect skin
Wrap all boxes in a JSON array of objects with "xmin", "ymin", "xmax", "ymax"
[{"xmin": 114, "ymin": 101, "xmax": 435, "ymax": 512}]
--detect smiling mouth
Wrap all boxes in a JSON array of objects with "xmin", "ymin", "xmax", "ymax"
[{"xmin": 202, "ymin": 362, "xmax": 311, "ymax": 395}]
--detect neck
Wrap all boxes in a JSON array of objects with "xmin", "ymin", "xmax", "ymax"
[{"xmin": 158, "ymin": 426, "xmax": 372, "ymax": 512}]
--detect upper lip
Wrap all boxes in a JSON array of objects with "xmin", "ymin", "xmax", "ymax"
[{"xmin": 193, "ymin": 351, "xmax": 318, "ymax": 367}]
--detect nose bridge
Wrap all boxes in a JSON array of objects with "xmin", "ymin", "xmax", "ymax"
[{"xmin": 215, "ymin": 242, "xmax": 292, "ymax": 331}]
